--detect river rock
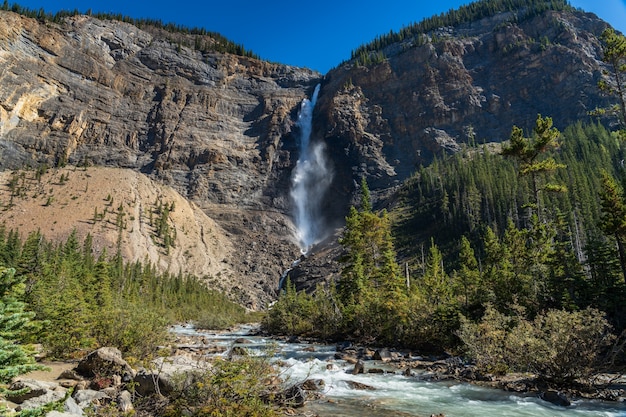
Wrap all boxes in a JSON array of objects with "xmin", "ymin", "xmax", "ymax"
[
  {"xmin": 301, "ymin": 379, "xmax": 325, "ymax": 391},
  {"xmin": 373, "ymin": 349, "xmax": 393, "ymax": 362},
  {"xmin": 229, "ymin": 346, "xmax": 249, "ymax": 356},
  {"xmin": 280, "ymin": 383, "xmax": 307, "ymax": 407},
  {"xmin": 540, "ymin": 390, "xmax": 571, "ymax": 407},
  {"xmin": 351, "ymin": 360, "xmax": 365, "ymax": 374},
  {"xmin": 75, "ymin": 347, "xmax": 134, "ymax": 380},
  {"xmin": 345, "ymin": 380, "xmax": 376, "ymax": 390}
]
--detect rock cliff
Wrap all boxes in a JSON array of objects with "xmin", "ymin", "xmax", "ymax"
[
  {"xmin": 316, "ymin": 8, "xmax": 614, "ymax": 190},
  {"xmin": 0, "ymin": 6, "xmax": 620, "ymax": 305}
]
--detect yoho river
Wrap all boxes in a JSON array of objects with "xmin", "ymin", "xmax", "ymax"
[{"xmin": 173, "ymin": 325, "xmax": 626, "ymax": 417}]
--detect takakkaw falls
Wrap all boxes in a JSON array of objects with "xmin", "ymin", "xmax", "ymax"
[{"xmin": 290, "ymin": 84, "xmax": 329, "ymax": 253}]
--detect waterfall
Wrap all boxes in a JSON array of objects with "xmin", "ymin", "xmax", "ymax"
[{"xmin": 290, "ymin": 84, "xmax": 331, "ymax": 253}]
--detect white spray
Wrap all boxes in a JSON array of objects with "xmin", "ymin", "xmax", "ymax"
[{"xmin": 290, "ymin": 84, "xmax": 332, "ymax": 253}]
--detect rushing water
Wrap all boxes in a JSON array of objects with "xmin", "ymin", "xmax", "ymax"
[
  {"xmin": 172, "ymin": 325, "xmax": 626, "ymax": 417},
  {"xmin": 290, "ymin": 84, "xmax": 332, "ymax": 253}
]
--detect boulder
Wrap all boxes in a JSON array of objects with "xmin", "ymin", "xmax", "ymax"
[
  {"xmin": 75, "ymin": 347, "xmax": 134, "ymax": 380},
  {"xmin": 117, "ymin": 390, "xmax": 134, "ymax": 413},
  {"xmin": 7, "ymin": 379, "xmax": 59, "ymax": 403},
  {"xmin": 351, "ymin": 360, "xmax": 365, "ymax": 375},
  {"xmin": 62, "ymin": 396, "xmax": 83, "ymax": 416},
  {"xmin": 46, "ymin": 412, "xmax": 82, "ymax": 417},
  {"xmin": 133, "ymin": 368, "xmax": 176, "ymax": 396},
  {"xmin": 301, "ymin": 379, "xmax": 325, "ymax": 391},
  {"xmin": 133, "ymin": 354, "xmax": 211, "ymax": 396},
  {"xmin": 73, "ymin": 389, "xmax": 109, "ymax": 409},
  {"xmin": 344, "ymin": 380, "xmax": 376, "ymax": 390},
  {"xmin": 280, "ymin": 384, "xmax": 307, "ymax": 407},
  {"xmin": 540, "ymin": 390, "xmax": 571, "ymax": 407},
  {"xmin": 229, "ymin": 346, "xmax": 249, "ymax": 356},
  {"xmin": 58, "ymin": 369, "xmax": 84, "ymax": 381},
  {"xmin": 16, "ymin": 389, "xmax": 66, "ymax": 411},
  {"xmin": 373, "ymin": 348, "xmax": 393, "ymax": 362}
]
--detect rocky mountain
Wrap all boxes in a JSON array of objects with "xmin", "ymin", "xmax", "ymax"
[{"xmin": 0, "ymin": 3, "xmax": 619, "ymax": 306}]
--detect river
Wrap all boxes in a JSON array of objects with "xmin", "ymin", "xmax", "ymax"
[{"xmin": 172, "ymin": 324, "xmax": 626, "ymax": 417}]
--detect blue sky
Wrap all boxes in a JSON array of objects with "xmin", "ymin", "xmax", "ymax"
[{"xmin": 9, "ymin": 0, "xmax": 626, "ymax": 73}]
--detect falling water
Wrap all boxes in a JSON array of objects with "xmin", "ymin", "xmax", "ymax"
[{"xmin": 290, "ymin": 84, "xmax": 332, "ymax": 253}]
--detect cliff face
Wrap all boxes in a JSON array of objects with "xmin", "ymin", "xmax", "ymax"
[
  {"xmin": 0, "ymin": 11, "xmax": 321, "ymax": 307},
  {"xmin": 316, "ymin": 9, "xmax": 614, "ymax": 191},
  {"xmin": 0, "ymin": 7, "xmax": 619, "ymax": 305}
]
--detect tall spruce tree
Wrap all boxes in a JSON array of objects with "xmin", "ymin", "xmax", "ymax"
[
  {"xmin": 598, "ymin": 170, "xmax": 626, "ymax": 281},
  {"xmin": 0, "ymin": 267, "xmax": 46, "ymax": 390}
]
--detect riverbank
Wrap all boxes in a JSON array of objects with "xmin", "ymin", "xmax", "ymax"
[{"xmin": 6, "ymin": 325, "xmax": 625, "ymax": 417}]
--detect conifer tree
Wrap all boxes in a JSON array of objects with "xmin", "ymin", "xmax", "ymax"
[
  {"xmin": 599, "ymin": 28, "xmax": 626, "ymax": 133},
  {"xmin": 501, "ymin": 114, "xmax": 566, "ymax": 219},
  {"xmin": 453, "ymin": 236, "xmax": 481, "ymax": 308},
  {"xmin": 598, "ymin": 170, "xmax": 626, "ymax": 280},
  {"xmin": 0, "ymin": 267, "xmax": 46, "ymax": 389}
]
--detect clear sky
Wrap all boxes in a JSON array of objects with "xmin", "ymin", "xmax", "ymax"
[{"xmin": 9, "ymin": 0, "xmax": 626, "ymax": 73}]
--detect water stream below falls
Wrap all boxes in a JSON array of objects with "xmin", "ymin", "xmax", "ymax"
[{"xmin": 172, "ymin": 325, "xmax": 626, "ymax": 417}]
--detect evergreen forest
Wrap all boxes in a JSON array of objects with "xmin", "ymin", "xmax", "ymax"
[{"xmin": 0, "ymin": 227, "xmax": 251, "ymax": 360}]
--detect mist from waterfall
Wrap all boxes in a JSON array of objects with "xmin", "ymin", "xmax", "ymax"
[{"xmin": 290, "ymin": 84, "xmax": 332, "ymax": 253}]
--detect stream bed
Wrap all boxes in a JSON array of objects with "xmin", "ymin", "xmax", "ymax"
[{"xmin": 172, "ymin": 324, "xmax": 626, "ymax": 417}]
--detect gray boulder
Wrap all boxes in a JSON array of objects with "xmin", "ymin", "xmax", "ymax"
[
  {"xmin": 76, "ymin": 347, "xmax": 134, "ymax": 379},
  {"xmin": 16, "ymin": 389, "xmax": 66, "ymax": 411},
  {"xmin": 117, "ymin": 390, "xmax": 134, "ymax": 412},
  {"xmin": 46, "ymin": 412, "xmax": 82, "ymax": 417},
  {"xmin": 7, "ymin": 379, "xmax": 59, "ymax": 403},
  {"xmin": 73, "ymin": 389, "xmax": 109, "ymax": 409},
  {"xmin": 540, "ymin": 390, "xmax": 571, "ymax": 407}
]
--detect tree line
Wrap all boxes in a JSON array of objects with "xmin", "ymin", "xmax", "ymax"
[
  {"xmin": 0, "ymin": 1, "xmax": 258, "ymax": 59},
  {"xmin": 349, "ymin": 0, "xmax": 572, "ymax": 66},
  {"xmin": 0, "ymin": 226, "xmax": 250, "ymax": 360}
]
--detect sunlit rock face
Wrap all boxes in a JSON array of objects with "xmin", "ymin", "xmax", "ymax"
[{"xmin": 317, "ymin": 8, "xmax": 614, "ymax": 192}]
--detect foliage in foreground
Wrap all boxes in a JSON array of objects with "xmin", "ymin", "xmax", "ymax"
[
  {"xmin": 0, "ymin": 267, "xmax": 47, "ymax": 393},
  {"xmin": 161, "ymin": 355, "xmax": 278, "ymax": 417},
  {"xmin": 0, "ymin": 227, "xmax": 249, "ymax": 359},
  {"xmin": 458, "ymin": 306, "xmax": 616, "ymax": 383}
]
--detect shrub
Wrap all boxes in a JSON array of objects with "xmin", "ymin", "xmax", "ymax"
[
  {"xmin": 166, "ymin": 356, "xmax": 277, "ymax": 417},
  {"xmin": 458, "ymin": 306, "xmax": 616, "ymax": 383}
]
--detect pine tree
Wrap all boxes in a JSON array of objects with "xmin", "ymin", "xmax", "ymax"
[
  {"xmin": 0, "ymin": 267, "xmax": 46, "ymax": 390},
  {"xmin": 501, "ymin": 114, "xmax": 566, "ymax": 219},
  {"xmin": 453, "ymin": 236, "xmax": 481, "ymax": 308},
  {"xmin": 598, "ymin": 170, "xmax": 626, "ymax": 281},
  {"xmin": 598, "ymin": 28, "xmax": 626, "ymax": 133}
]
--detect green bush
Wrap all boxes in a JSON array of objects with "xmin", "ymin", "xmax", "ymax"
[
  {"xmin": 165, "ymin": 356, "xmax": 277, "ymax": 417},
  {"xmin": 459, "ymin": 306, "xmax": 616, "ymax": 383}
]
